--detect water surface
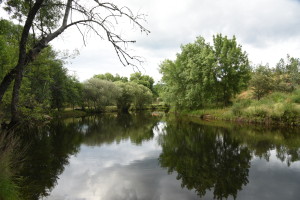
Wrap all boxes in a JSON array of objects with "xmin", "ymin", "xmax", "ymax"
[{"xmin": 18, "ymin": 113, "xmax": 300, "ymax": 200}]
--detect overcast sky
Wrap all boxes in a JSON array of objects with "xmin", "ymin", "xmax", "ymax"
[{"xmin": 1, "ymin": 0, "xmax": 300, "ymax": 82}]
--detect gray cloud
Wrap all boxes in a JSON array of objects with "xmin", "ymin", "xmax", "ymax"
[{"xmin": 1, "ymin": 0, "xmax": 300, "ymax": 80}]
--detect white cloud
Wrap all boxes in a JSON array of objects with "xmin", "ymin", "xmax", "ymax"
[{"xmin": 2, "ymin": 0, "xmax": 300, "ymax": 81}]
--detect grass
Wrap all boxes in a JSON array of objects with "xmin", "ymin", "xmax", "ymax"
[
  {"xmin": 178, "ymin": 89, "xmax": 300, "ymax": 126},
  {"xmin": 0, "ymin": 132, "xmax": 22, "ymax": 200}
]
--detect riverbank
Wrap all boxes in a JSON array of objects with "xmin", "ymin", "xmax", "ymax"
[
  {"xmin": 174, "ymin": 91, "xmax": 300, "ymax": 126},
  {"xmin": 51, "ymin": 104, "xmax": 169, "ymax": 118},
  {"xmin": 177, "ymin": 105, "xmax": 300, "ymax": 127}
]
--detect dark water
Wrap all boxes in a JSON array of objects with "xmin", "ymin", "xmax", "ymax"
[{"xmin": 16, "ymin": 113, "xmax": 300, "ymax": 200}]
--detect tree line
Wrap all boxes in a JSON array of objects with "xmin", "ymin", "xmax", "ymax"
[
  {"xmin": 159, "ymin": 34, "xmax": 300, "ymax": 111},
  {"xmin": 0, "ymin": 19, "xmax": 156, "ymax": 122},
  {"xmin": 83, "ymin": 72, "xmax": 154, "ymax": 113},
  {"xmin": 0, "ymin": 0, "xmax": 149, "ymax": 125}
]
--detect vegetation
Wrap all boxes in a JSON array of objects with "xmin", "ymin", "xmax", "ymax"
[
  {"xmin": 159, "ymin": 35, "xmax": 300, "ymax": 125},
  {"xmin": 82, "ymin": 76, "xmax": 153, "ymax": 113},
  {"xmin": 0, "ymin": 17, "xmax": 155, "ymax": 123},
  {"xmin": 0, "ymin": 132, "xmax": 22, "ymax": 200},
  {"xmin": 0, "ymin": 0, "xmax": 149, "ymax": 125},
  {"xmin": 160, "ymin": 35, "xmax": 251, "ymax": 110}
]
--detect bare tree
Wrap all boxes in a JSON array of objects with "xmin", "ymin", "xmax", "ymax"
[{"xmin": 0, "ymin": 0, "xmax": 149, "ymax": 125}]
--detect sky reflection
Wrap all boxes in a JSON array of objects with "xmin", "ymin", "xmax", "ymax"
[{"xmin": 41, "ymin": 119, "xmax": 300, "ymax": 200}]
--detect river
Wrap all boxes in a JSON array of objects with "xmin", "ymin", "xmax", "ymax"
[{"xmin": 16, "ymin": 112, "xmax": 300, "ymax": 199}]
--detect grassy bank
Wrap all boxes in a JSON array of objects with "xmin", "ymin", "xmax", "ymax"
[
  {"xmin": 177, "ymin": 90, "xmax": 300, "ymax": 126},
  {"xmin": 0, "ymin": 133, "xmax": 22, "ymax": 200}
]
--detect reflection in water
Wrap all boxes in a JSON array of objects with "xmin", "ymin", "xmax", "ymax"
[
  {"xmin": 17, "ymin": 121, "xmax": 83, "ymax": 199},
  {"xmin": 158, "ymin": 119, "xmax": 251, "ymax": 199},
  {"xmin": 13, "ymin": 113, "xmax": 300, "ymax": 199},
  {"xmin": 81, "ymin": 113, "xmax": 159, "ymax": 146}
]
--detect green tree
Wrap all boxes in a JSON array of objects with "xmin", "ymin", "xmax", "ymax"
[
  {"xmin": 94, "ymin": 73, "xmax": 128, "ymax": 82},
  {"xmin": 1, "ymin": 20, "xmax": 82, "ymax": 117},
  {"xmin": 83, "ymin": 78, "xmax": 120, "ymax": 111},
  {"xmin": 114, "ymin": 82, "xmax": 135, "ymax": 113},
  {"xmin": 0, "ymin": 20, "xmax": 19, "ymax": 81},
  {"xmin": 0, "ymin": 0, "xmax": 149, "ymax": 125},
  {"xmin": 250, "ymin": 64, "xmax": 274, "ymax": 100},
  {"xmin": 160, "ymin": 35, "xmax": 250, "ymax": 109},
  {"xmin": 131, "ymin": 83, "xmax": 153, "ymax": 110},
  {"xmin": 274, "ymin": 55, "xmax": 300, "ymax": 92},
  {"xmin": 130, "ymin": 72, "xmax": 155, "ymax": 93},
  {"xmin": 213, "ymin": 34, "xmax": 251, "ymax": 105}
]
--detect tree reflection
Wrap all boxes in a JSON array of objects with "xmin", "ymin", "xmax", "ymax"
[
  {"xmin": 80, "ymin": 112, "xmax": 160, "ymax": 145},
  {"xmin": 158, "ymin": 120, "xmax": 251, "ymax": 199},
  {"xmin": 15, "ymin": 112, "xmax": 160, "ymax": 199},
  {"xmin": 16, "ymin": 121, "xmax": 83, "ymax": 200}
]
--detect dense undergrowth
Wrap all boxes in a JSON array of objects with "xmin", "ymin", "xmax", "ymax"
[{"xmin": 180, "ymin": 89, "xmax": 300, "ymax": 126}]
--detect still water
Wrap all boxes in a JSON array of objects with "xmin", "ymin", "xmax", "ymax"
[{"xmin": 18, "ymin": 113, "xmax": 300, "ymax": 199}]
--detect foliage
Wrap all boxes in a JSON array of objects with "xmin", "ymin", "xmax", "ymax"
[
  {"xmin": 213, "ymin": 34, "xmax": 251, "ymax": 105},
  {"xmin": 0, "ymin": 0, "xmax": 149, "ymax": 123},
  {"xmin": 114, "ymin": 81, "xmax": 135, "ymax": 112},
  {"xmin": 94, "ymin": 73, "xmax": 128, "ymax": 82},
  {"xmin": 160, "ymin": 35, "xmax": 251, "ymax": 110},
  {"xmin": 250, "ymin": 55, "xmax": 300, "ymax": 101},
  {"xmin": 130, "ymin": 72, "xmax": 155, "ymax": 93},
  {"xmin": 83, "ymin": 78, "xmax": 120, "ymax": 111},
  {"xmin": 250, "ymin": 64, "xmax": 274, "ymax": 100},
  {"xmin": 0, "ymin": 19, "xmax": 83, "ymax": 119},
  {"xmin": 131, "ymin": 82, "xmax": 153, "ymax": 110},
  {"xmin": 82, "ymin": 79, "xmax": 153, "ymax": 112},
  {"xmin": 0, "ymin": 19, "xmax": 19, "ymax": 81}
]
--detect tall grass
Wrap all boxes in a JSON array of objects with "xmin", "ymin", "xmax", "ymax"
[
  {"xmin": 0, "ymin": 132, "xmax": 22, "ymax": 200},
  {"xmin": 229, "ymin": 90, "xmax": 300, "ymax": 124},
  {"xmin": 182, "ymin": 89, "xmax": 300, "ymax": 125}
]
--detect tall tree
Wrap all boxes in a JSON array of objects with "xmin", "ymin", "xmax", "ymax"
[
  {"xmin": 0, "ymin": 0, "xmax": 149, "ymax": 124},
  {"xmin": 213, "ymin": 34, "xmax": 251, "ymax": 106},
  {"xmin": 160, "ymin": 35, "xmax": 251, "ymax": 109}
]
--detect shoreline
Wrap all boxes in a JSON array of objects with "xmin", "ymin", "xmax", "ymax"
[{"xmin": 172, "ymin": 108, "xmax": 300, "ymax": 127}]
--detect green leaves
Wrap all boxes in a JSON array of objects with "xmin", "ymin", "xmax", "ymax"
[{"xmin": 160, "ymin": 35, "xmax": 251, "ymax": 109}]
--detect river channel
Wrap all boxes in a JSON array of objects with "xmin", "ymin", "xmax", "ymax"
[{"xmin": 16, "ymin": 112, "xmax": 300, "ymax": 199}]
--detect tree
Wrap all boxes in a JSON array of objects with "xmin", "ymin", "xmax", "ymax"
[
  {"xmin": 160, "ymin": 59, "xmax": 186, "ymax": 110},
  {"xmin": 114, "ymin": 81, "xmax": 135, "ymax": 113},
  {"xmin": 213, "ymin": 34, "xmax": 251, "ymax": 106},
  {"xmin": 0, "ymin": 19, "xmax": 19, "ymax": 82},
  {"xmin": 83, "ymin": 78, "xmax": 120, "ymax": 111},
  {"xmin": 94, "ymin": 73, "xmax": 128, "ymax": 82},
  {"xmin": 0, "ymin": 0, "xmax": 149, "ymax": 124},
  {"xmin": 274, "ymin": 55, "xmax": 300, "ymax": 92},
  {"xmin": 160, "ymin": 35, "xmax": 250, "ymax": 110},
  {"xmin": 130, "ymin": 72, "xmax": 155, "ymax": 93},
  {"xmin": 131, "ymin": 82, "xmax": 153, "ymax": 110},
  {"xmin": 250, "ymin": 65, "xmax": 274, "ymax": 100}
]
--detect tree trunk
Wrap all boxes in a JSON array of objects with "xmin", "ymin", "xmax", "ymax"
[
  {"xmin": 10, "ymin": 66, "xmax": 24, "ymax": 124},
  {"xmin": 0, "ymin": 68, "xmax": 17, "ymax": 103}
]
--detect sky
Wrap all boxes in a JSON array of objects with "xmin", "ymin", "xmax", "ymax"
[{"xmin": 1, "ymin": 0, "xmax": 300, "ymax": 82}]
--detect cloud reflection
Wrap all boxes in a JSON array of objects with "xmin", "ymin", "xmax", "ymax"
[{"xmin": 45, "ymin": 138, "xmax": 198, "ymax": 200}]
